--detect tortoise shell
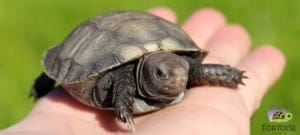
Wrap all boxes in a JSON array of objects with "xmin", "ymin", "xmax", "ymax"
[{"xmin": 43, "ymin": 11, "xmax": 204, "ymax": 106}]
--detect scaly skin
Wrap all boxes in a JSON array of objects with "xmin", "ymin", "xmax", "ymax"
[
  {"xmin": 184, "ymin": 56, "xmax": 247, "ymax": 89},
  {"xmin": 111, "ymin": 64, "xmax": 136, "ymax": 130}
]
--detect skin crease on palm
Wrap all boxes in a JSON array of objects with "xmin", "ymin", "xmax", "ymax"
[{"xmin": 0, "ymin": 7, "xmax": 285, "ymax": 135}]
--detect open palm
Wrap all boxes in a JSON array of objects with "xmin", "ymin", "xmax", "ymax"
[{"xmin": 1, "ymin": 7, "xmax": 285, "ymax": 135}]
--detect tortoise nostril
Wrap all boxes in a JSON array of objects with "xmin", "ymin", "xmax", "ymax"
[{"xmin": 155, "ymin": 67, "xmax": 168, "ymax": 80}]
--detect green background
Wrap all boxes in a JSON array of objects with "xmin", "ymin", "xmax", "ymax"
[{"xmin": 0, "ymin": 0, "xmax": 299, "ymax": 134}]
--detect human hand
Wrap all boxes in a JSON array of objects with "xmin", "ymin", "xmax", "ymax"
[{"xmin": 1, "ymin": 7, "xmax": 285, "ymax": 135}]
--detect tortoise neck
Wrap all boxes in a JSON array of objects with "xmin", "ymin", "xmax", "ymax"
[{"xmin": 136, "ymin": 54, "xmax": 153, "ymax": 99}]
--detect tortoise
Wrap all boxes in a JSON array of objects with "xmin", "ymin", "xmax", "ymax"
[{"xmin": 31, "ymin": 11, "xmax": 247, "ymax": 130}]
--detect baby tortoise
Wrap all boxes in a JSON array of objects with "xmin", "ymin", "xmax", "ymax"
[{"xmin": 31, "ymin": 11, "xmax": 247, "ymax": 130}]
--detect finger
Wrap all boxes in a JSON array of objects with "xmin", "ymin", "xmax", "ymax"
[
  {"xmin": 237, "ymin": 45, "xmax": 285, "ymax": 113},
  {"xmin": 204, "ymin": 25, "xmax": 251, "ymax": 65},
  {"xmin": 182, "ymin": 8, "xmax": 226, "ymax": 48},
  {"xmin": 148, "ymin": 7, "xmax": 177, "ymax": 23}
]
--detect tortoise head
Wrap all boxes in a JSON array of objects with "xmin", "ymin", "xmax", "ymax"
[{"xmin": 136, "ymin": 52, "xmax": 189, "ymax": 103}]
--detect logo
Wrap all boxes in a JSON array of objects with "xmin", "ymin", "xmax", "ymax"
[
  {"xmin": 261, "ymin": 106, "xmax": 296, "ymax": 135},
  {"xmin": 267, "ymin": 107, "xmax": 293, "ymax": 123}
]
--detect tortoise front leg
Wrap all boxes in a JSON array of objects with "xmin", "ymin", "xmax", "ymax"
[
  {"xmin": 112, "ymin": 79, "xmax": 136, "ymax": 130},
  {"xmin": 184, "ymin": 56, "xmax": 247, "ymax": 88},
  {"xmin": 111, "ymin": 64, "xmax": 136, "ymax": 130}
]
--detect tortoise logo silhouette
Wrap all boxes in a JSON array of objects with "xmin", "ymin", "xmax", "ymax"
[{"xmin": 267, "ymin": 106, "xmax": 293, "ymax": 123}]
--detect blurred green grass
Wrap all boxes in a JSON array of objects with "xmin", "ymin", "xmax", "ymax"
[{"xmin": 0, "ymin": 0, "xmax": 299, "ymax": 134}]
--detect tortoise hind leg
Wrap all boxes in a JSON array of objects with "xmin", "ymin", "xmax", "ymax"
[{"xmin": 30, "ymin": 72, "xmax": 56, "ymax": 99}]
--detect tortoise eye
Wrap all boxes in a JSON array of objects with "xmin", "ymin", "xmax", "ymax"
[{"xmin": 155, "ymin": 68, "xmax": 168, "ymax": 80}]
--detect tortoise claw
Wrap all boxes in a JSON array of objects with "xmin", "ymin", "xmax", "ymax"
[
  {"xmin": 238, "ymin": 71, "xmax": 248, "ymax": 86},
  {"xmin": 115, "ymin": 102, "xmax": 135, "ymax": 131},
  {"xmin": 127, "ymin": 117, "xmax": 136, "ymax": 132},
  {"xmin": 241, "ymin": 71, "xmax": 249, "ymax": 79},
  {"xmin": 240, "ymin": 81, "xmax": 245, "ymax": 85}
]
